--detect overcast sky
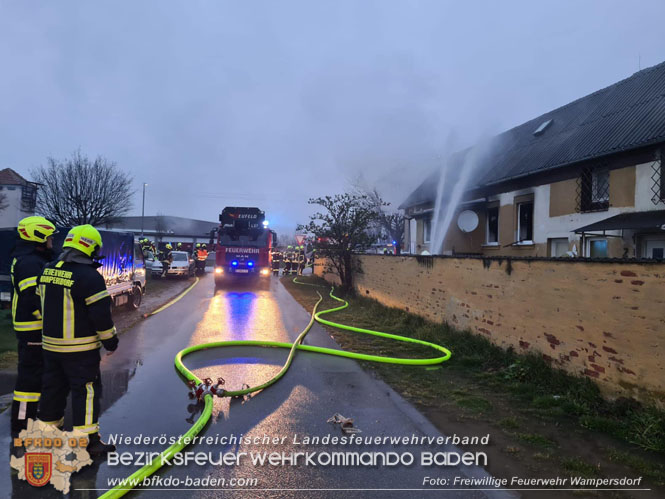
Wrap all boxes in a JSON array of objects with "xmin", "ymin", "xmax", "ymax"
[{"xmin": 1, "ymin": 1, "xmax": 664, "ymax": 236}]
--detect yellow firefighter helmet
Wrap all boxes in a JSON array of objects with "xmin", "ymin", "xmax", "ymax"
[
  {"xmin": 62, "ymin": 225, "xmax": 103, "ymax": 257},
  {"xmin": 17, "ymin": 216, "xmax": 57, "ymax": 243}
]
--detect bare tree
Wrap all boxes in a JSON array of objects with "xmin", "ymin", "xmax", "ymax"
[
  {"xmin": 299, "ymin": 193, "xmax": 381, "ymax": 292},
  {"xmin": 32, "ymin": 151, "xmax": 134, "ymax": 226},
  {"xmin": 351, "ymin": 183, "xmax": 405, "ymax": 255}
]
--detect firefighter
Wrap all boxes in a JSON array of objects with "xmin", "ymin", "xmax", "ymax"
[
  {"xmin": 176, "ymin": 242, "xmax": 183, "ymax": 251},
  {"xmin": 161, "ymin": 243, "xmax": 173, "ymax": 277},
  {"xmin": 140, "ymin": 238, "xmax": 151, "ymax": 256},
  {"xmin": 196, "ymin": 244, "xmax": 208, "ymax": 274},
  {"xmin": 283, "ymin": 246, "xmax": 292, "ymax": 275},
  {"xmin": 9, "ymin": 216, "xmax": 57, "ymax": 435},
  {"xmin": 270, "ymin": 248, "xmax": 281, "ymax": 276},
  {"xmin": 297, "ymin": 246, "xmax": 306, "ymax": 275},
  {"xmin": 37, "ymin": 225, "xmax": 118, "ymax": 456}
]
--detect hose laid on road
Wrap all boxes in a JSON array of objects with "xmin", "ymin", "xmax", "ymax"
[
  {"xmin": 143, "ymin": 277, "xmax": 200, "ymax": 318},
  {"xmin": 100, "ymin": 276, "xmax": 450, "ymax": 498}
]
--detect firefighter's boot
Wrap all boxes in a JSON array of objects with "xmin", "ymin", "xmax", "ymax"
[{"xmin": 87, "ymin": 433, "xmax": 116, "ymax": 457}]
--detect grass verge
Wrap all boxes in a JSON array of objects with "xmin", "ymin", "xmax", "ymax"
[{"xmin": 283, "ymin": 275, "xmax": 665, "ymax": 492}]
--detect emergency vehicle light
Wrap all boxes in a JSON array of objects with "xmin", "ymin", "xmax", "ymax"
[
  {"xmin": 247, "ymin": 261, "xmax": 254, "ymax": 267},
  {"xmin": 232, "ymin": 260, "xmax": 238, "ymax": 266}
]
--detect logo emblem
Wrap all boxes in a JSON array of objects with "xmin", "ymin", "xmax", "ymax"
[{"xmin": 25, "ymin": 453, "xmax": 52, "ymax": 487}]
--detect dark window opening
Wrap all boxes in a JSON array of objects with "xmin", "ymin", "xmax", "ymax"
[
  {"xmin": 579, "ymin": 167, "xmax": 609, "ymax": 212},
  {"xmin": 486, "ymin": 206, "xmax": 499, "ymax": 243},
  {"xmin": 517, "ymin": 202, "xmax": 533, "ymax": 242}
]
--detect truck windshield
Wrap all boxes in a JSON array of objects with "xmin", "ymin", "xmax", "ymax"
[{"xmin": 218, "ymin": 230, "xmax": 268, "ymax": 248}]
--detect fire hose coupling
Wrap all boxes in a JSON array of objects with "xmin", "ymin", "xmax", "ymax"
[
  {"xmin": 187, "ymin": 377, "xmax": 226, "ymax": 401},
  {"xmin": 327, "ymin": 413, "xmax": 362, "ymax": 434}
]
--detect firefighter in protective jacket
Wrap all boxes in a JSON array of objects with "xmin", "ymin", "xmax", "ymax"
[
  {"xmin": 9, "ymin": 216, "xmax": 56, "ymax": 435},
  {"xmin": 270, "ymin": 248, "xmax": 281, "ymax": 275},
  {"xmin": 37, "ymin": 225, "xmax": 117, "ymax": 456}
]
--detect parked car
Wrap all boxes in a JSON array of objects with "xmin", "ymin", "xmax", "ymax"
[
  {"xmin": 143, "ymin": 250, "xmax": 164, "ymax": 277},
  {"xmin": 165, "ymin": 250, "xmax": 195, "ymax": 278}
]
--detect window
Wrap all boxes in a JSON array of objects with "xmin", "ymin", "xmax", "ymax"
[
  {"xmin": 517, "ymin": 202, "xmax": 533, "ymax": 243},
  {"xmin": 533, "ymin": 119, "xmax": 553, "ymax": 136},
  {"xmin": 588, "ymin": 238, "xmax": 608, "ymax": 258},
  {"xmin": 651, "ymin": 152, "xmax": 664, "ymax": 204},
  {"xmin": 21, "ymin": 184, "xmax": 37, "ymax": 212},
  {"xmin": 549, "ymin": 238, "xmax": 569, "ymax": 257},
  {"xmin": 641, "ymin": 236, "xmax": 665, "ymax": 259},
  {"xmin": 486, "ymin": 206, "xmax": 499, "ymax": 244},
  {"xmin": 579, "ymin": 167, "xmax": 609, "ymax": 212},
  {"xmin": 423, "ymin": 218, "xmax": 431, "ymax": 243},
  {"xmin": 134, "ymin": 242, "xmax": 144, "ymax": 264}
]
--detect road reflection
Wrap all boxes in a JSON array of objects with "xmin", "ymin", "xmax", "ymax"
[{"xmin": 225, "ymin": 292, "xmax": 257, "ymax": 339}]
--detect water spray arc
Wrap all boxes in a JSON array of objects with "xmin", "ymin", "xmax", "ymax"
[{"xmin": 428, "ymin": 138, "xmax": 495, "ymax": 255}]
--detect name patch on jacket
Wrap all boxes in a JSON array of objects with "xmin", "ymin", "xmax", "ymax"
[{"xmin": 40, "ymin": 269, "xmax": 74, "ymax": 287}]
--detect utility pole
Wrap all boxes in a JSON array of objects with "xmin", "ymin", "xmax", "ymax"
[{"xmin": 141, "ymin": 183, "xmax": 147, "ymax": 235}]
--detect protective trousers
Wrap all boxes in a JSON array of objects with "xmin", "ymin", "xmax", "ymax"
[
  {"xmin": 11, "ymin": 339, "xmax": 43, "ymax": 433},
  {"xmin": 38, "ymin": 350, "xmax": 102, "ymax": 434}
]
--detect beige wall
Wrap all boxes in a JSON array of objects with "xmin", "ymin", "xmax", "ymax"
[
  {"xmin": 549, "ymin": 178, "xmax": 578, "ymax": 217},
  {"xmin": 316, "ymin": 255, "xmax": 665, "ymax": 406},
  {"xmin": 610, "ymin": 166, "xmax": 636, "ymax": 208}
]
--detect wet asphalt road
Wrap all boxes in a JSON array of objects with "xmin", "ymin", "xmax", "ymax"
[{"xmin": 1, "ymin": 275, "xmax": 514, "ymax": 498}]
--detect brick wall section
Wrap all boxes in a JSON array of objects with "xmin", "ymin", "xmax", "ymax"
[{"xmin": 315, "ymin": 255, "xmax": 665, "ymax": 406}]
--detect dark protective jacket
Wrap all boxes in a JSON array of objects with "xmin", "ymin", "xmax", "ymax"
[
  {"xmin": 10, "ymin": 240, "xmax": 52, "ymax": 337},
  {"xmin": 39, "ymin": 251, "xmax": 118, "ymax": 354}
]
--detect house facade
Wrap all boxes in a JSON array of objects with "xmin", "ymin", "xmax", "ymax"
[
  {"xmin": 0, "ymin": 168, "xmax": 39, "ymax": 229},
  {"xmin": 401, "ymin": 62, "xmax": 665, "ymax": 259}
]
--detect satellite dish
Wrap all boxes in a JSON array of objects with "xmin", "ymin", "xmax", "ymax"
[{"xmin": 457, "ymin": 210, "xmax": 479, "ymax": 233}]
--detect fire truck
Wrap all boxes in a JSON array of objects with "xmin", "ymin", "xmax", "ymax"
[{"xmin": 213, "ymin": 207, "xmax": 276, "ymax": 287}]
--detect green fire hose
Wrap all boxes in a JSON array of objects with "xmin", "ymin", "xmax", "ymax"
[{"xmin": 99, "ymin": 277, "xmax": 451, "ymax": 498}]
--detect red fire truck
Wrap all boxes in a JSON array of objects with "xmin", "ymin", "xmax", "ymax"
[{"xmin": 213, "ymin": 207, "xmax": 276, "ymax": 287}]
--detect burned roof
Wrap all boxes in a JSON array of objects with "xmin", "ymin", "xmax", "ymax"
[{"xmin": 401, "ymin": 60, "xmax": 665, "ymax": 209}]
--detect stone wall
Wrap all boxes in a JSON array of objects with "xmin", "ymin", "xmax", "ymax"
[{"xmin": 315, "ymin": 255, "xmax": 665, "ymax": 405}]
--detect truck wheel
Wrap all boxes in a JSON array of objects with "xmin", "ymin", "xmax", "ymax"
[{"xmin": 128, "ymin": 285, "xmax": 142, "ymax": 310}]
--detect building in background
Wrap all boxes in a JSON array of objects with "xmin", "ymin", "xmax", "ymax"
[
  {"xmin": 103, "ymin": 215, "xmax": 218, "ymax": 250},
  {"xmin": 0, "ymin": 168, "xmax": 39, "ymax": 228},
  {"xmin": 401, "ymin": 61, "xmax": 665, "ymax": 259}
]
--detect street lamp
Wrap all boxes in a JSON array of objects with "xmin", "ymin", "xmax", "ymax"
[{"xmin": 141, "ymin": 183, "xmax": 148, "ymax": 235}]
